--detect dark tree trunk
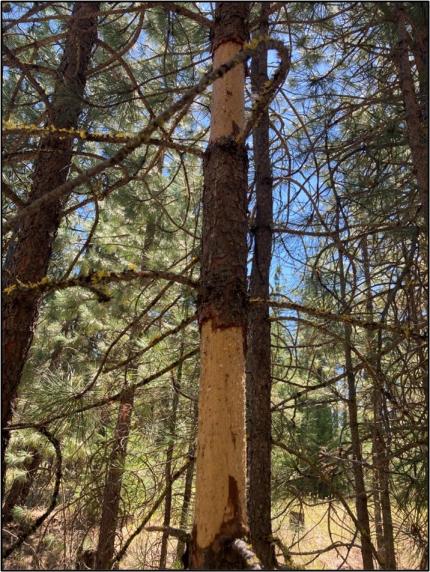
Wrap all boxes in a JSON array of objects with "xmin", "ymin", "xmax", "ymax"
[
  {"xmin": 2, "ymin": 2, "xmax": 100, "ymax": 471},
  {"xmin": 159, "ymin": 366, "xmax": 182, "ymax": 568},
  {"xmin": 393, "ymin": 5, "xmax": 428, "ymax": 233},
  {"xmin": 191, "ymin": 3, "xmax": 251, "ymax": 569},
  {"xmin": 362, "ymin": 238, "xmax": 397, "ymax": 570},
  {"xmin": 95, "ymin": 387, "xmax": 135, "ymax": 570},
  {"xmin": 338, "ymin": 249, "xmax": 374, "ymax": 570},
  {"xmin": 246, "ymin": 4, "xmax": 276, "ymax": 569},
  {"xmin": 95, "ymin": 218, "xmax": 158, "ymax": 570},
  {"xmin": 176, "ymin": 401, "xmax": 197, "ymax": 563}
]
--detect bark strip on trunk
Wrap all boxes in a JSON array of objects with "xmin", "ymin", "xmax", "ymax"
[
  {"xmin": 2, "ymin": 2, "xmax": 100, "ymax": 468},
  {"xmin": 191, "ymin": 3, "xmax": 252, "ymax": 569}
]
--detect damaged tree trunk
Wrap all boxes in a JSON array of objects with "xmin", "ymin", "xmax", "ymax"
[
  {"xmin": 246, "ymin": 4, "xmax": 276, "ymax": 569},
  {"xmin": 191, "ymin": 3, "xmax": 255, "ymax": 569},
  {"xmin": 1, "ymin": 2, "xmax": 100, "ymax": 471}
]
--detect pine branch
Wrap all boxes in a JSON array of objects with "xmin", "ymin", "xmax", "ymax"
[
  {"xmin": 255, "ymin": 298, "xmax": 427, "ymax": 340},
  {"xmin": 7, "ymin": 348, "xmax": 199, "ymax": 431},
  {"xmin": 4, "ymin": 36, "xmax": 288, "ymax": 234},
  {"xmin": 3, "ymin": 266, "xmax": 198, "ymax": 299}
]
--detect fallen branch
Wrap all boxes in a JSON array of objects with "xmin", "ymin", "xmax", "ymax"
[{"xmin": 144, "ymin": 525, "xmax": 190, "ymax": 543}]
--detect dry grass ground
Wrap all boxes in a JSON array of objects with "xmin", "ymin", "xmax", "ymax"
[
  {"xmin": 274, "ymin": 500, "xmax": 421, "ymax": 570},
  {"xmin": 3, "ymin": 501, "xmax": 425, "ymax": 569}
]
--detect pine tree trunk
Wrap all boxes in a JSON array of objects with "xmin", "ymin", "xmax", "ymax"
[
  {"xmin": 95, "ymin": 386, "xmax": 135, "ymax": 570},
  {"xmin": 176, "ymin": 401, "xmax": 197, "ymax": 563},
  {"xmin": 393, "ymin": 7, "xmax": 428, "ymax": 233},
  {"xmin": 2, "ymin": 2, "xmax": 100, "ymax": 470},
  {"xmin": 159, "ymin": 366, "xmax": 182, "ymax": 568},
  {"xmin": 246, "ymin": 4, "xmax": 276, "ymax": 569},
  {"xmin": 191, "ymin": 3, "xmax": 251, "ymax": 569},
  {"xmin": 371, "ymin": 461, "xmax": 384, "ymax": 566},
  {"xmin": 95, "ymin": 219, "xmax": 158, "ymax": 570},
  {"xmin": 338, "ymin": 252, "xmax": 374, "ymax": 570},
  {"xmin": 362, "ymin": 238, "xmax": 397, "ymax": 570}
]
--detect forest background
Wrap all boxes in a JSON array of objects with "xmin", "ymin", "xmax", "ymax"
[{"xmin": 1, "ymin": 1, "xmax": 428, "ymax": 570}]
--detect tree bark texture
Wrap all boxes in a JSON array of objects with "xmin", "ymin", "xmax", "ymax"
[
  {"xmin": 246, "ymin": 4, "xmax": 276, "ymax": 569},
  {"xmin": 95, "ymin": 387, "xmax": 134, "ymax": 570},
  {"xmin": 191, "ymin": 3, "xmax": 252, "ymax": 569},
  {"xmin": 2, "ymin": 2, "xmax": 100, "ymax": 469}
]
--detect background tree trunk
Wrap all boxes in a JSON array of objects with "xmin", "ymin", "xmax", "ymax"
[
  {"xmin": 159, "ymin": 358, "xmax": 182, "ymax": 568},
  {"xmin": 2, "ymin": 2, "xmax": 100, "ymax": 470},
  {"xmin": 95, "ymin": 386, "xmax": 134, "ymax": 570},
  {"xmin": 95, "ymin": 218, "xmax": 159, "ymax": 569},
  {"xmin": 362, "ymin": 237, "xmax": 397, "ymax": 570},
  {"xmin": 191, "ymin": 2, "xmax": 251, "ymax": 569},
  {"xmin": 246, "ymin": 4, "xmax": 276, "ymax": 569},
  {"xmin": 176, "ymin": 401, "xmax": 197, "ymax": 563},
  {"xmin": 338, "ymin": 249, "xmax": 374, "ymax": 570},
  {"xmin": 392, "ymin": 5, "xmax": 428, "ymax": 233}
]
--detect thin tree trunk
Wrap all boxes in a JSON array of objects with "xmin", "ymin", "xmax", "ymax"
[
  {"xmin": 95, "ymin": 219, "xmax": 158, "ymax": 569},
  {"xmin": 371, "ymin": 463, "xmax": 384, "ymax": 566},
  {"xmin": 95, "ymin": 386, "xmax": 134, "ymax": 570},
  {"xmin": 159, "ymin": 364, "xmax": 182, "ymax": 568},
  {"xmin": 176, "ymin": 401, "xmax": 197, "ymax": 563},
  {"xmin": 191, "ymin": 3, "xmax": 251, "ymax": 569},
  {"xmin": 246, "ymin": 4, "xmax": 276, "ymax": 569},
  {"xmin": 393, "ymin": 6, "xmax": 428, "ymax": 233},
  {"xmin": 338, "ymin": 250, "xmax": 374, "ymax": 570},
  {"xmin": 2, "ymin": 2, "xmax": 100, "ymax": 471},
  {"xmin": 362, "ymin": 237, "xmax": 397, "ymax": 570}
]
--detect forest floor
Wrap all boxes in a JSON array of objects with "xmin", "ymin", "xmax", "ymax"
[
  {"xmin": 3, "ymin": 500, "xmax": 422, "ymax": 570},
  {"xmin": 274, "ymin": 500, "xmax": 420, "ymax": 570}
]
